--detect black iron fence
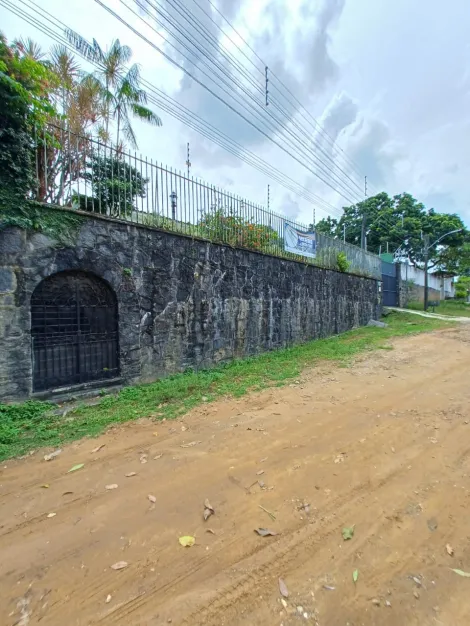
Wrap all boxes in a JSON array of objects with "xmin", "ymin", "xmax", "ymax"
[{"xmin": 33, "ymin": 125, "xmax": 382, "ymax": 280}]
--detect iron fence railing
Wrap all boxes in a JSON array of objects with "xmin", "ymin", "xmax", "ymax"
[{"xmin": 33, "ymin": 125, "xmax": 381, "ymax": 280}]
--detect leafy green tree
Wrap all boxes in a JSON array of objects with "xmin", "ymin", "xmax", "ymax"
[
  {"xmin": 315, "ymin": 192, "xmax": 467, "ymax": 271},
  {"xmin": 0, "ymin": 33, "xmax": 57, "ymax": 202},
  {"xmin": 66, "ymin": 32, "xmax": 162, "ymax": 149},
  {"xmin": 73, "ymin": 153, "xmax": 147, "ymax": 217}
]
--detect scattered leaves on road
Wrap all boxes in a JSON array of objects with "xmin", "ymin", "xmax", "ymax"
[
  {"xmin": 67, "ymin": 464, "xmax": 84, "ymax": 473},
  {"xmin": 47, "ymin": 513, "xmax": 56, "ymax": 518},
  {"xmin": 140, "ymin": 455, "xmax": 148, "ymax": 464},
  {"xmin": 148, "ymin": 494, "xmax": 157, "ymax": 503},
  {"xmin": 41, "ymin": 484, "xmax": 49, "ymax": 489},
  {"xmin": 154, "ymin": 454, "xmax": 163, "ymax": 460},
  {"xmin": 451, "ymin": 568, "xmax": 470, "ymax": 578},
  {"xmin": 352, "ymin": 569, "xmax": 359, "ymax": 583},
  {"xmin": 180, "ymin": 441, "xmax": 201, "ymax": 448},
  {"xmin": 44, "ymin": 449, "xmax": 62, "ymax": 461},
  {"xmin": 256, "ymin": 470, "xmax": 265, "ymax": 476},
  {"xmin": 105, "ymin": 484, "xmax": 118, "ymax": 490},
  {"xmin": 279, "ymin": 578, "xmax": 289, "ymax": 598},
  {"xmin": 427, "ymin": 517, "xmax": 438, "ymax": 532},
  {"xmin": 111, "ymin": 561, "xmax": 128, "ymax": 570},
  {"xmin": 106, "ymin": 594, "xmax": 112, "ymax": 604},
  {"xmin": 258, "ymin": 504, "xmax": 276, "ymax": 521},
  {"xmin": 125, "ymin": 472, "xmax": 137, "ymax": 477},
  {"xmin": 342, "ymin": 526, "xmax": 355, "ymax": 541},
  {"xmin": 203, "ymin": 499, "xmax": 215, "ymax": 521},
  {"xmin": 446, "ymin": 544, "xmax": 454, "ymax": 556},
  {"xmin": 92, "ymin": 444, "xmax": 105, "ymax": 453},
  {"xmin": 323, "ymin": 585, "xmax": 336, "ymax": 591},
  {"xmin": 179, "ymin": 535, "xmax": 195, "ymax": 547},
  {"xmin": 254, "ymin": 528, "xmax": 278, "ymax": 537}
]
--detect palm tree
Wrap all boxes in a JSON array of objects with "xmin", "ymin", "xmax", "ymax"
[
  {"xmin": 12, "ymin": 37, "xmax": 45, "ymax": 60},
  {"xmin": 66, "ymin": 31, "xmax": 162, "ymax": 149}
]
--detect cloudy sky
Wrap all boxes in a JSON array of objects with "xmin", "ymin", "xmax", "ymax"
[{"xmin": 2, "ymin": 0, "xmax": 470, "ymax": 225}]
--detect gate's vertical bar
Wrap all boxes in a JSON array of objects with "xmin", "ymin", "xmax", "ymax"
[
  {"xmin": 97, "ymin": 138, "xmax": 102, "ymax": 215},
  {"xmin": 43, "ymin": 126, "xmax": 48, "ymax": 203}
]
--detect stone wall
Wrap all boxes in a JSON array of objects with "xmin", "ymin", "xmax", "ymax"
[{"xmin": 0, "ymin": 208, "xmax": 380, "ymax": 401}]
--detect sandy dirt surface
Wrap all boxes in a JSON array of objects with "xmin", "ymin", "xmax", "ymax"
[{"xmin": 2, "ymin": 325, "xmax": 470, "ymax": 626}]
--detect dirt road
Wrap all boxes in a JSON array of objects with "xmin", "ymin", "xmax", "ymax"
[{"xmin": 2, "ymin": 325, "xmax": 470, "ymax": 626}]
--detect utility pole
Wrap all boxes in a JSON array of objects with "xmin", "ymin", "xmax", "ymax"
[
  {"xmin": 267, "ymin": 184, "xmax": 270, "ymax": 210},
  {"xmin": 343, "ymin": 223, "xmax": 346, "ymax": 243},
  {"xmin": 185, "ymin": 142, "xmax": 191, "ymax": 178},
  {"xmin": 312, "ymin": 206, "xmax": 316, "ymax": 229},
  {"xmin": 361, "ymin": 175, "xmax": 368, "ymax": 250},
  {"xmin": 423, "ymin": 234, "xmax": 430, "ymax": 312},
  {"xmin": 265, "ymin": 66, "xmax": 269, "ymax": 106}
]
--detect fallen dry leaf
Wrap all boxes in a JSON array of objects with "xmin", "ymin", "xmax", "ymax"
[
  {"xmin": 451, "ymin": 568, "xmax": 470, "ymax": 577},
  {"xmin": 153, "ymin": 432, "xmax": 158, "ymax": 437},
  {"xmin": 148, "ymin": 494, "xmax": 157, "ymax": 503},
  {"xmin": 204, "ymin": 498, "xmax": 214, "ymax": 512},
  {"xmin": 153, "ymin": 454, "xmax": 163, "ymax": 460},
  {"xmin": 254, "ymin": 528, "xmax": 278, "ymax": 537},
  {"xmin": 256, "ymin": 470, "xmax": 265, "ymax": 476},
  {"xmin": 179, "ymin": 535, "xmax": 195, "ymax": 547},
  {"xmin": 111, "ymin": 561, "xmax": 128, "ymax": 570},
  {"xmin": 67, "ymin": 463, "xmax": 84, "ymax": 473},
  {"xmin": 105, "ymin": 484, "xmax": 118, "ymax": 490},
  {"xmin": 446, "ymin": 543, "xmax": 454, "ymax": 556},
  {"xmin": 106, "ymin": 594, "xmax": 112, "ymax": 604},
  {"xmin": 279, "ymin": 578, "xmax": 289, "ymax": 598},
  {"xmin": 181, "ymin": 425, "xmax": 187, "ymax": 432},
  {"xmin": 41, "ymin": 484, "xmax": 49, "ymax": 489},
  {"xmin": 203, "ymin": 508, "xmax": 213, "ymax": 521},
  {"xmin": 180, "ymin": 441, "xmax": 201, "ymax": 448},
  {"xmin": 140, "ymin": 455, "xmax": 148, "ymax": 464},
  {"xmin": 44, "ymin": 449, "xmax": 62, "ymax": 462},
  {"xmin": 205, "ymin": 528, "xmax": 215, "ymax": 535},
  {"xmin": 62, "ymin": 491, "xmax": 73, "ymax": 496},
  {"xmin": 92, "ymin": 444, "xmax": 105, "ymax": 453},
  {"xmin": 125, "ymin": 472, "xmax": 137, "ymax": 477},
  {"xmin": 47, "ymin": 512, "xmax": 56, "ymax": 518}
]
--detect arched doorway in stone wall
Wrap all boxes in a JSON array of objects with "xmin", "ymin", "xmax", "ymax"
[{"xmin": 31, "ymin": 271, "xmax": 119, "ymax": 392}]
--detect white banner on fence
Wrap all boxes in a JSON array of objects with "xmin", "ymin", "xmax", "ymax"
[{"xmin": 284, "ymin": 222, "xmax": 317, "ymax": 258}]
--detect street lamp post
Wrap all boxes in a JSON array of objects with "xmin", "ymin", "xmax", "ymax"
[{"xmin": 423, "ymin": 229, "xmax": 462, "ymax": 311}]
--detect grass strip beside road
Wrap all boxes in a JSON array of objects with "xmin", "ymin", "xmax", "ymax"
[
  {"xmin": 407, "ymin": 300, "xmax": 470, "ymax": 317},
  {"xmin": 0, "ymin": 312, "xmax": 453, "ymax": 460}
]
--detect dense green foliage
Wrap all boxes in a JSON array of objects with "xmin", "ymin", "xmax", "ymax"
[
  {"xmin": 0, "ymin": 33, "xmax": 57, "ymax": 201},
  {"xmin": 315, "ymin": 192, "xmax": 467, "ymax": 272},
  {"xmin": 0, "ymin": 312, "xmax": 452, "ymax": 460},
  {"xmin": 72, "ymin": 154, "xmax": 147, "ymax": 217},
  {"xmin": 198, "ymin": 208, "xmax": 280, "ymax": 253}
]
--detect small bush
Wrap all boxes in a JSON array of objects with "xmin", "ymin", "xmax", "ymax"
[{"xmin": 337, "ymin": 252, "xmax": 350, "ymax": 272}]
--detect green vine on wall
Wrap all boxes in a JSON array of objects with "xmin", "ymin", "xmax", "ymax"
[{"xmin": 0, "ymin": 193, "xmax": 84, "ymax": 243}]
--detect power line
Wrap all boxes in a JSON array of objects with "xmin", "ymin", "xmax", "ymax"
[
  {"xmin": 190, "ymin": 0, "xmax": 377, "ymax": 192},
  {"xmin": 130, "ymin": 0, "xmax": 366, "ymax": 200},
  {"xmin": 3, "ymin": 0, "xmax": 345, "ymax": 217},
  {"xmin": 114, "ymin": 0, "xmax": 364, "ymax": 203}
]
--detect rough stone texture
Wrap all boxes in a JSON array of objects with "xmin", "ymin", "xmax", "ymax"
[{"xmin": 0, "ymin": 210, "xmax": 380, "ymax": 401}]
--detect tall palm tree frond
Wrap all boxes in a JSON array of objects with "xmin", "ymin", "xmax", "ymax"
[
  {"xmin": 50, "ymin": 45, "xmax": 81, "ymax": 87},
  {"xmin": 131, "ymin": 103, "xmax": 162, "ymax": 127},
  {"xmin": 65, "ymin": 29, "xmax": 103, "ymax": 63},
  {"xmin": 13, "ymin": 37, "xmax": 44, "ymax": 60}
]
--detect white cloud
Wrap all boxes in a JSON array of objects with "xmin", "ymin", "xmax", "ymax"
[{"xmin": 1, "ymin": 0, "xmax": 470, "ymax": 225}]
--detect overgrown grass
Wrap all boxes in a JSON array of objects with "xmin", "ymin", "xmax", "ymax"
[
  {"xmin": 0, "ymin": 312, "xmax": 453, "ymax": 461},
  {"xmin": 407, "ymin": 299, "xmax": 470, "ymax": 317}
]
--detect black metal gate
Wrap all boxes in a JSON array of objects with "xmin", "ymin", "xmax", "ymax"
[
  {"xmin": 31, "ymin": 271, "xmax": 119, "ymax": 392},
  {"xmin": 381, "ymin": 260, "xmax": 398, "ymax": 307}
]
